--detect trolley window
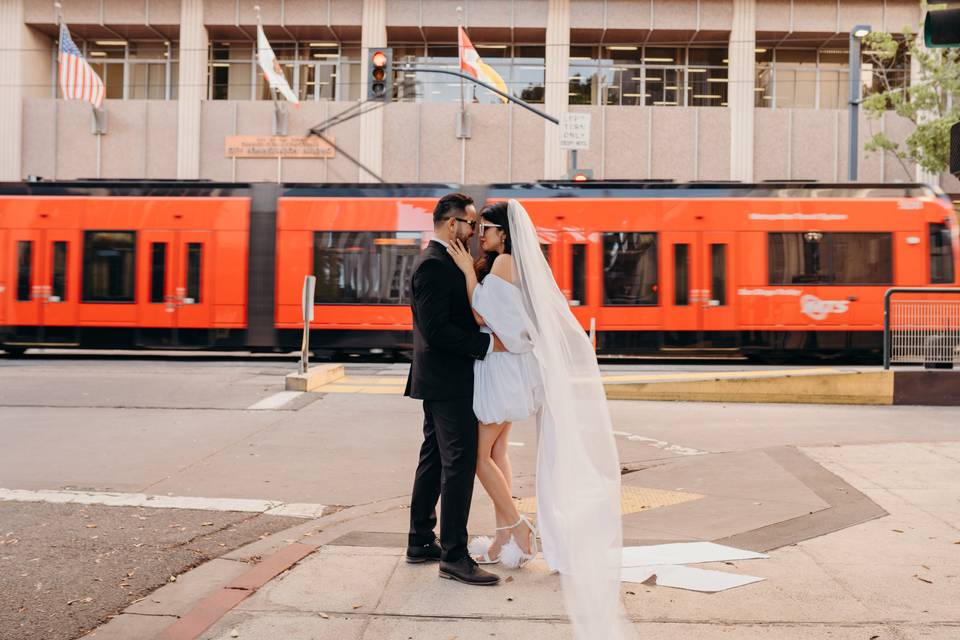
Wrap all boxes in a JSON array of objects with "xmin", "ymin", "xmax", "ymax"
[
  {"xmin": 929, "ymin": 223, "xmax": 955, "ymax": 284},
  {"xmin": 16, "ymin": 241, "xmax": 32, "ymax": 301},
  {"xmin": 603, "ymin": 232, "xmax": 658, "ymax": 306},
  {"xmin": 150, "ymin": 243, "xmax": 166, "ymax": 303},
  {"xmin": 186, "ymin": 243, "xmax": 202, "ymax": 304},
  {"xmin": 51, "ymin": 241, "xmax": 67, "ymax": 302},
  {"xmin": 82, "ymin": 231, "xmax": 136, "ymax": 302},
  {"xmin": 571, "ymin": 244, "xmax": 586, "ymax": 306},
  {"xmin": 710, "ymin": 244, "xmax": 727, "ymax": 306},
  {"xmin": 313, "ymin": 231, "xmax": 422, "ymax": 304},
  {"xmin": 540, "ymin": 243, "xmax": 551, "ymax": 264},
  {"xmin": 674, "ymin": 244, "xmax": 689, "ymax": 306},
  {"xmin": 768, "ymin": 232, "xmax": 892, "ymax": 285}
]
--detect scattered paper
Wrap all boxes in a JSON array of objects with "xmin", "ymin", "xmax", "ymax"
[
  {"xmin": 622, "ymin": 565, "xmax": 764, "ymax": 593},
  {"xmin": 622, "ymin": 542, "xmax": 767, "ymax": 568},
  {"xmin": 620, "ymin": 542, "xmax": 768, "ymax": 593}
]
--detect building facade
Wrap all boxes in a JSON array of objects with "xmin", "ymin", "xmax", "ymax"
[{"xmin": 0, "ymin": 0, "xmax": 954, "ymax": 190}]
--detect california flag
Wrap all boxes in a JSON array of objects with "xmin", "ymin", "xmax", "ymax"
[
  {"xmin": 257, "ymin": 24, "xmax": 299, "ymax": 104},
  {"xmin": 458, "ymin": 26, "xmax": 509, "ymax": 103}
]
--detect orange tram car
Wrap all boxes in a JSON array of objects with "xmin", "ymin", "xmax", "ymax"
[{"xmin": 1, "ymin": 180, "xmax": 957, "ymax": 361}]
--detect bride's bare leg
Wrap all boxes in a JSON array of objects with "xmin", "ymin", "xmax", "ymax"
[
  {"xmin": 490, "ymin": 422, "xmax": 534, "ymax": 554},
  {"xmin": 491, "ymin": 422, "xmax": 513, "ymax": 495},
  {"xmin": 476, "ymin": 422, "xmax": 522, "ymax": 556}
]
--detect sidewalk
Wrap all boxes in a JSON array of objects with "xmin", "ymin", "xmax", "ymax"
[{"xmin": 83, "ymin": 442, "xmax": 960, "ymax": 640}]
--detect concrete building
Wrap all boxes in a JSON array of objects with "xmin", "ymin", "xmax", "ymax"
[{"xmin": 0, "ymin": 0, "xmax": 954, "ymax": 190}]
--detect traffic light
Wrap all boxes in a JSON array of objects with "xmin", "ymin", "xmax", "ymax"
[
  {"xmin": 925, "ymin": 8, "xmax": 960, "ymax": 47},
  {"xmin": 566, "ymin": 169, "xmax": 593, "ymax": 181},
  {"xmin": 367, "ymin": 47, "xmax": 392, "ymax": 100}
]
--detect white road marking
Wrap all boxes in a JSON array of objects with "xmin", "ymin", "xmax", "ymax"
[
  {"xmin": 616, "ymin": 433, "xmax": 709, "ymax": 457},
  {"xmin": 508, "ymin": 441, "xmax": 525, "ymax": 447},
  {"xmin": 0, "ymin": 488, "xmax": 326, "ymax": 519},
  {"xmin": 246, "ymin": 391, "xmax": 303, "ymax": 410}
]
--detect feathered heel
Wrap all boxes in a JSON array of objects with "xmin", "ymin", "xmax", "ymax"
[
  {"xmin": 497, "ymin": 514, "xmax": 538, "ymax": 569},
  {"xmin": 468, "ymin": 535, "xmax": 500, "ymax": 565}
]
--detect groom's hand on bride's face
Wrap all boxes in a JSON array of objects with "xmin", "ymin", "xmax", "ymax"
[{"xmin": 492, "ymin": 334, "xmax": 506, "ymax": 353}]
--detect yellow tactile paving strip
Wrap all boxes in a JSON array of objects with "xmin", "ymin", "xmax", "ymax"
[
  {"xmin": 312, "ymin": 369, "xmax": 843, "ymax": 395},
  {"xmin": 601, "ymin": 367, "xmax": 843, "ymax": 384},
  {"xmin": 515, "ymin": 485, "xmax": 703, "ymax": 516}
]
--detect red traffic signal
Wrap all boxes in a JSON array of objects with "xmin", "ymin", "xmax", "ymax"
[
  {"xmin": 566, "ymin": 168, "xmax": 593, "ymax": 181},
  {"xmin": 367, "ymin": 48, "xmax": 393, "ymax": 100}
]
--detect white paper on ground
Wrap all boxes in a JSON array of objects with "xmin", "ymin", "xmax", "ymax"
[
  {"xmin": 621, "ymin": 542, "xmax": 768, "ymax": 568},
  {"xmin": 622, "ymin": 564, "xmax": 764, "ymax": 592}
]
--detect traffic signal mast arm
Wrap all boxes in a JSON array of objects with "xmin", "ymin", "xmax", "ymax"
[{"xmin": 399, "ymin": 65, "xmax": 560, "ymax": 125}]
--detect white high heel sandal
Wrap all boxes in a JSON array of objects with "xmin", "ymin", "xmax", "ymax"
[
  {"xmin": 468, "ymin": 536, "xmax": 501, "ymax": 565},
  {"xmin": 498, "ymin": 514, "xmax": 538, "ymax": 569}
]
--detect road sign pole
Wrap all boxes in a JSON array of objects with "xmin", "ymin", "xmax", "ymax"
[{"xmin": 300, "ymin": 275, "xmax": 316, "ymax": 375}]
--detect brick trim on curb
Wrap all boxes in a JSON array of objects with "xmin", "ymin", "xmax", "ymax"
[{"xmin": 155, "ymin": 543, "xmax": 317, "ymax": 640}]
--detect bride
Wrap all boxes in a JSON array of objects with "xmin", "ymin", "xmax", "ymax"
[{"xmin": 446, "ymin": 199, "xmax": 634, "ymax": 640}]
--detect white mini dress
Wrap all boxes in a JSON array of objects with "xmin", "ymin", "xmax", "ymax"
[{"xmin": 471, "ymin": 273, "xmax": 544, "ymax": 424}]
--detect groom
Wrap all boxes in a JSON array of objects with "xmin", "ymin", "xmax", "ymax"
[{"xmin": 404, "ymin": 192, "xmax": 504, "ymax": 586}]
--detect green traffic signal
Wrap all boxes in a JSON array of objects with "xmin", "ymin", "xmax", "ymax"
[{"xmin": 925, "ymin": 8, "xmax": 960, "ymax": 47}]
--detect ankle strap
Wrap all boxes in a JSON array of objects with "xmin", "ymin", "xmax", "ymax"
[{"xmin": 494, "ymin": 518, "xmax": 523, "ymax": 531}]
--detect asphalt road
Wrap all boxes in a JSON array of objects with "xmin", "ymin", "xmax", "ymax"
[{"xmin": 0, "ymin": 354, "xmax": 955, "ymax": 640}]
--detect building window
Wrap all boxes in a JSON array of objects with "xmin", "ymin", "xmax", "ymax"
[
  {"xmin": 393, "ymin": 43, "xmax": 544, "ymax": 104},
  {"xmin": 82, "ymin": 231, "xmax": 136, "ymax": 303},
  {"xmin": 603, "ymin": 232, "xmax": 658, "ymax": 306},
  {"xmin": 55, "ymin": 39, "xmax": 176, "ymax": 101},
  {"xmin": 768, "ymin": 232, "xmax": 892, "ymax": 285},
  {"xmin": 313, "ymin": 232, "xmax": 424, "ymax": 304},
  {"xmin": 755, "ymin": 45, "xmax": 908, "ymax": 110},
  {"xmin": 569, "ymin": 46, "xmax": 728, "ymax": 107},
  {"xmin": 208, "ymin": 41, "xmax": 359, "ymax": 101}
]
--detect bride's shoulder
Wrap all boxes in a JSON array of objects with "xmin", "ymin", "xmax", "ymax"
[{"xmin": 490, "ymin": 253, "xmax": 514, "ymax": 284}]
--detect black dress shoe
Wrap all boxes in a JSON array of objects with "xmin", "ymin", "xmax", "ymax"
[
  {"xmin": 439, "ymin": 556, "xmax": 500, "ymax": 586},
  {"xmin": 406, "ymin": 539, "xmax": 442, "ymax": 564}
]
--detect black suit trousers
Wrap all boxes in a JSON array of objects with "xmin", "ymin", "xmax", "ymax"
[{"xmin": 408, "ymin": 396, "xmax": 478, "ymax": 562}]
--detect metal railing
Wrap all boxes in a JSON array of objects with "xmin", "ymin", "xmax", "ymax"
[{"xmin": 883, "ymin": 287, "xmax": 960, "ymax": 369}]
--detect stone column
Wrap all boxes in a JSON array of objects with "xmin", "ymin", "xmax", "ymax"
[
  {"xmin": 359, "ymin": 0, "xmax": 386, "ymax": 182},
  {"xmin": 0, "ymin": 0, "xmax": 24, "ymax": 180},
  {"xmin": 728, "ymin": 0, "xmax": 756, "ymax": 182},
  {"xmin": 177, "ymin": 0, "xmax": 206, "ymax": 179},
  {"xmin": 543, "ymin": 0, "xmax": 570, "ymax": 180}
]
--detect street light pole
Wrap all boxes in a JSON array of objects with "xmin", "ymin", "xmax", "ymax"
[{"xmin": 848, "ymin": 24, "xmax": 871, "ymax": 181}]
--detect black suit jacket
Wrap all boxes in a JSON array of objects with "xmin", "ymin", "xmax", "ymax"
[{"xmin": 404, "ymin": 240, "xmax": 491, "ymax": 401}]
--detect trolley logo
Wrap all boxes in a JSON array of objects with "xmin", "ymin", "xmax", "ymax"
[
  {"xmin": 737, "ymin": 288, "xmax": 802, "ymax": 297},
  {"xmin": 800, "ymin": 294, "xmax": 849, "ymax": 321}
]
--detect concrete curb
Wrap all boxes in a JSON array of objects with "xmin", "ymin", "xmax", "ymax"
[{"xmin": 604, "ymin": 369, "xmax": 960, "ymax": 405}]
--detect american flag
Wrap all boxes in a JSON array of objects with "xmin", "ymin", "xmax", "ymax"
[{"xmin": 58, "ymin": 24, "xmax": 104, "ymax": 108}]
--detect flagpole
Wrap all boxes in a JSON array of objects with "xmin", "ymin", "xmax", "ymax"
[
  {"xmin": 457, "ymin": 7, "xmax": 465, "ymax": 113},
  {"xmin": 456, "ymin": 7, "xmax": 467, "ymax": 184}
]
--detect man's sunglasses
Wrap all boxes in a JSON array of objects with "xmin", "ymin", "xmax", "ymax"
[{"xmin": 451, "ymin": 217, "xmax": 476, "ymax": 229}]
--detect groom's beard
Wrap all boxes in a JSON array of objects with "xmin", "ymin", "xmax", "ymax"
[{"xmin": 454, "ymin": 228, "xmax": 473, "ymax": 245}]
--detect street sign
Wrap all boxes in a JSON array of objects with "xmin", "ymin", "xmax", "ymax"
[
  {"xmin": 302, "ymin": 275, "xmax": 316, "ymax": 322},
  {"xmin": 559, "ymin": 112, "xmax": 590, "ymax": 150}
]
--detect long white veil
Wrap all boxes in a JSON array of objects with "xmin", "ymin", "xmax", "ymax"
[{"xmin": 507, "ymin": 199, "xmax": 634, "ymax": 639}]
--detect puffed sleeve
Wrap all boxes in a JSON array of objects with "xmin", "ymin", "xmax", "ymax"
[{"xmin": 471, "ymin": 274, "xmax": 534, "ymax": 354}]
